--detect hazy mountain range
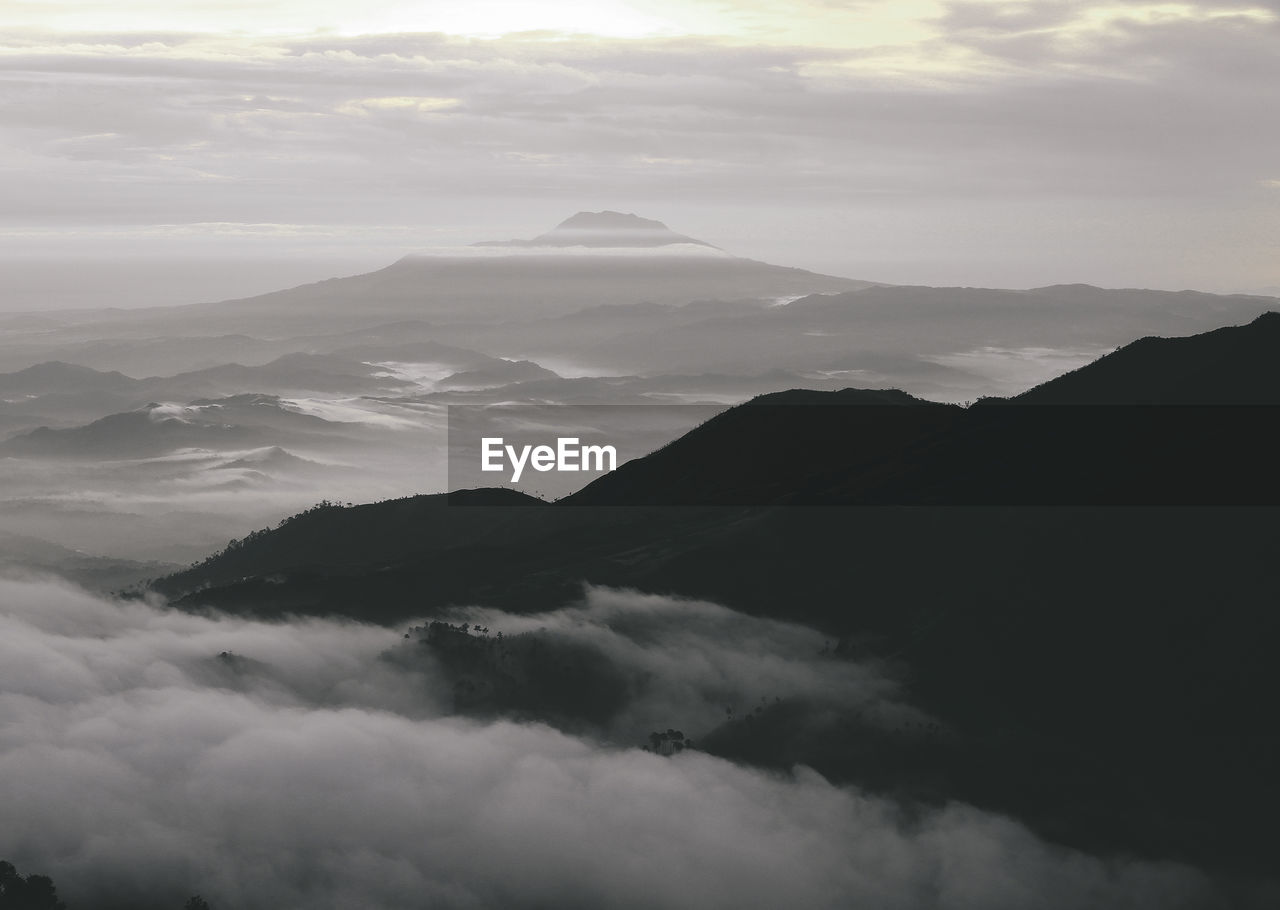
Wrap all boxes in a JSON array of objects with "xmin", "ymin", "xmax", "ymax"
[
  {"xmin": 4, "ymin": 214, "xmax": 1280, "ymax": 910},
  {"xmin": 133, "ymin": 310, "xmax": 1280, "ymax": 898},
  {"xmin": 1, "ymin": 212, "xmax": 1276, "ymax": 565},
  {"xmin": 152, "ymin": 308, "xmax": 1280, "ymax": 606}
]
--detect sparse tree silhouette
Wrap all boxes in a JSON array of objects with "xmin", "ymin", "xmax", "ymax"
[
  {"xmin": 643, "ymin": 729, "xmax": 692, "ymax": 756},
  {"xmin": 0, "ymin": 860, "xmax": 67, "ymax": 910}
]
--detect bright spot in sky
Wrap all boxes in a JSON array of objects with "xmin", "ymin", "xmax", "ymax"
[
  {"xmin": 2, "ymin": 0, "xmax": 944, "ymax": 47},
  {"xmin": 2, "ymin": 0, "xmax": 678, "ymax": 39}
]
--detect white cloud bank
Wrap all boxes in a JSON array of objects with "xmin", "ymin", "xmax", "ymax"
[{"xmin": 0, "ymin": 576, "xmax": 1236, "ymax": 909}]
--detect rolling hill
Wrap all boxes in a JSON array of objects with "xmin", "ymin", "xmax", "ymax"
[
  {"xmin": 1012, "ymin": 310, "xmax": 1280, "ymax": 403},
  {"xmin": 79, "ymin": 213, "xmax": 879, "ymax": 336},
  {"xmin": 2, "ymin": 395, "xmax": 358, "ymax": 459},
  {"xmin": 144, "ymin": 312, "xmax": 1280, "ymax": 879},
  {"xmin": 562, "ymin": 312, "xmax": 1280, "ymax": 505}
]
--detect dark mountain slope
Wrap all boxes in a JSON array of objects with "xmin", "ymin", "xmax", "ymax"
[
  {"xmin": 146, "ymin": 313, "xmax": 1280, "ymax": 878},
  {"xmin": 157, "ymin": 488, "xmax": 544, "ymax": 599},
  {"xmin": 155, "ymin": 311, "xmax": 1280, "ymax": 606},
  {"xmin": 563, "ymin": 404, "xmax": 1280, "ymax": 507},
  {"xmin": 562, "ymin": 388, "xmax": 957, "ymax": 506},
  {"xmin": 150, "ymin": 496, "xmax": 1280, "ymax": 876},
  {"xmin": 1013, "ymin": 310, "xmax": 1280, "ymax": 403}
]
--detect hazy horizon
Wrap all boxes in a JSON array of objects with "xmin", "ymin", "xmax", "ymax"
[
  {"xmin": 4, "ymin": 5, "xmax": 1279, "ymax": 910},
  {"xmin": 4, "ymin": 0, "xmax": 1279, "ymax": 310},
  {"xmin": 4, "ymin": 212, "xmax": 1279, "ymax": 313}
]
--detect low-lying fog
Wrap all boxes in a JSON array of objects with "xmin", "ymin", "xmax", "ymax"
[{"xmin": 0, "ymin": 576, "xmax": 1227, "ymax": 910}]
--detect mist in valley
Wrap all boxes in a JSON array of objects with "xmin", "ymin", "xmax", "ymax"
[
  {"xmin": 5, "ymin": 1, "xmax": 1280, "ymax": 907},
  {"xmin": 1, "ymin": 577, "xmax": 1248, "ymax": 910},
  {"xmin": 3, "ymin": 209, "xmax": 1278, "ymax": 910}
]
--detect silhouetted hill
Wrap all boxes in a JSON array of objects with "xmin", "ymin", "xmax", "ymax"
[
  {"xmin": 2, "ymin": 396, "xmax": 353, "ymax": 458},
  {"xmin": 151, "ymin": 494, "xmax": 1280, "ymax": 874},
  {"xmin": 562, "ymin": 388, "xmax": 954, "ymax": 505},
  {"xmin": 154, "ymin": 488, "xmax": 547, "ymax": 612},
  {"xmin": 213, "ymin": 445, "xmax": 327, "ymax": 474},
  {"xmin": 1011, "ymin": 310, "xmax": 1280, "ymax": 403},
  {"xmin": 129, "ymin": 352, "xmax": 418, "ymax": 400},
  {"xmin": 562, "ymin": 398, "xmax": 1280, "ymax": 507},
  {"xmin": 146, "ymin": 314, "xmax": 1280, "ymax": 877},
  {"xmin": 89, "ymin": 213, "xmax": 877, "ymax": 332},
  {"xmin": 437, "ymin": 360, "xmax": 559, "ymax": 389},
  {"xmin": 0, "ymin": 361, "xmax": 139, "ymax": 396},
  {"xmin": 0, "ymin": 334, "xmax": 289, "ymax": 377},
  {"xmin": 325, "ymin": 338, "xmax": 498, "ymax": 370},
  {"xmin": 2, "ymin": 409, "xmax": 265, "ymax": 458},
  {"xmin": 0, "ymin": 531, "xmax": 176, "ymax": 592},
  {"xmin": 0, "ymin": 354, "xmax": 419, "ymax": 431},
  {"xmin": 155, "ymin": 313, "xmax": 1280, "ymax": 602},
  {"xmin": 546, "ymin": 284, "xmax": 1271, "ymax": 384},
  {"xmin": 353, "ymin": 251, "xmax": 873, "ymax": 322}
]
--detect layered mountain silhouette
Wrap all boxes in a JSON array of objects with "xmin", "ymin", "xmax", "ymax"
[
  {"xmin": 82, "ymin": 213, "xmax": 877, "ymax": 333},
  {"xmin": 3, "ymin": 223, "xmax": 1270, "ymax": 411},
  {"xmin": 0, "ymin": 361, "xmax": 138, "ymax": 398},
  {"xmin": 557, "ymin": 397, "xmax": 1280, "ymax": 505},
  {"xmin": 2, "ymin": 395, "xmax": 355, "ymax": 459},
  {"xmin": 1011, "ymin": 310, "xmax": 1280, "ymax": 403},
  {"xmin": 436, "ymin": 359, "xmax": 559, "ymax": 389},
  {"xmin": 562, "ymin": 314, "xmax": 1280, "ymax": 506},
  {"xmin": 519, "ymin": 283, "xmax": 1274, "ymax": 382},
  {"xmin": 0, "ymin": 530, "xmax": 176, "ymax": 592},
  {"xmin": 147, "ymin": 312, "xmax": 1280, "ymax": 878},
  {"xmin": 156, "ymin": 310, "xmax": 1280, "ymax": 598}
]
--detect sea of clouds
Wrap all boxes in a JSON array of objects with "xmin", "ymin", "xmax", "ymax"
[{"xmin": 0, "ymin": 575, "xmax": 1234, "ymax": 910}]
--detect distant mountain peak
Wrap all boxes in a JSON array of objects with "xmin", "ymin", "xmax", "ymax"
[
  {"xmin": 477, "ymin": 211, "xmax": 716, "ymax": 249},
  {"xmin": 554, "ymin": 211, "xmax": 671, "ymax": 232},
  {"xmin": 12, "ymin": 361, "xmax": 110, "ymax": 379},
  {"xmin": 0, "ymin": 360, "xmax": 138, "ymax": 394}
]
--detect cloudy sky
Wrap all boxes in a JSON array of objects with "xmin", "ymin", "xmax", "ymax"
[{"xmin": 2, "ymin": 0, "xmax": 1278, "ymax": 306}]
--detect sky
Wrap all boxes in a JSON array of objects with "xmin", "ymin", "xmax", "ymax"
[{"xmin": 1, "ymin": 0, "xmax": 1278, "ymax": 308}]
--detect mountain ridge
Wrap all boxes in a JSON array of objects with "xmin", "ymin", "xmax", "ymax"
[
  {"xmin": 152, "ymin": 309, "xmax": 1280, "ymax": 609},
  {"xmin": 1007, "ymin": 310, "xmax": 1280, "ymax": 404}
]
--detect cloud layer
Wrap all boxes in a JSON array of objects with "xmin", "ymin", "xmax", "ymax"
[
  {"xmin": 2, "ymin": 2, "xmax": 1278, "ymax": 290},
  {"xmin": 0, "ymin": 576, "xmax": 1237, "ymax": 909}
]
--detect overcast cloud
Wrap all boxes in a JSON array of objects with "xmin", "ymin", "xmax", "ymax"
[{"xmin": 0, "ymin": 0, "xmax": 1277, "ymax": 296}]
